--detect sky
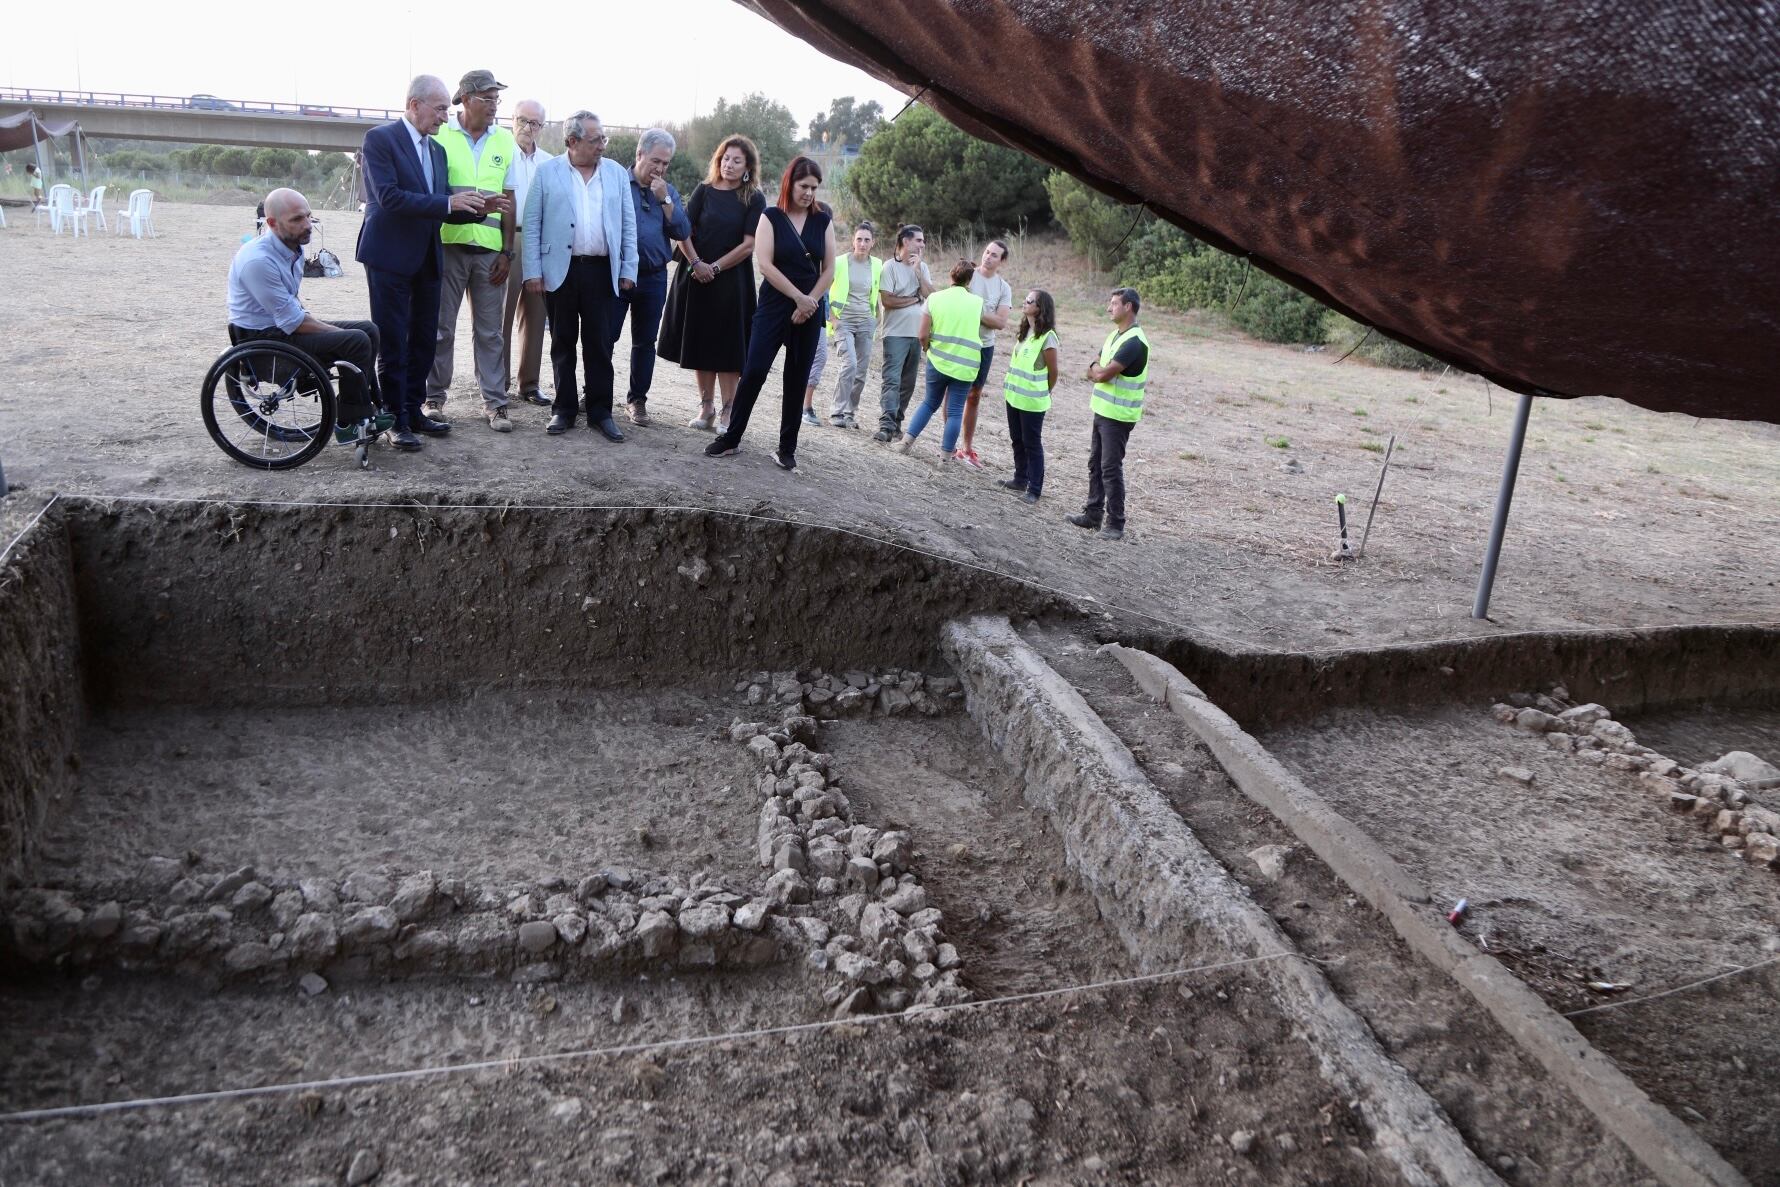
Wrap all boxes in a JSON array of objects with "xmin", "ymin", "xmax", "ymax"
[{"xmin": 5, "ymin": 0, "xmax": 909, "ymax": 133}]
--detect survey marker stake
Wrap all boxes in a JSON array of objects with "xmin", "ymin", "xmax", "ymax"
[
  {"xmin": 1356, "ymin": 434, "xmax": 1396, "ymax": 558},
  {"xmin": 1329, "ymin": 493, "xmax": 1353, "ymax": 562}
]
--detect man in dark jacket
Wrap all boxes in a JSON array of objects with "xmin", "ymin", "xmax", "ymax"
[{"xmin": 355, "ymin": 74, "xmax": 487, "ymax": 450}]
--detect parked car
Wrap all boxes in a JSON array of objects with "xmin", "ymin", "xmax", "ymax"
[
  {"xmin": 298, "ymin": 106, "xmax": 340, "ymax": 118},
  {"xmin": 188, "ymin": 94, "xmax": 237, "ymax": 111}
]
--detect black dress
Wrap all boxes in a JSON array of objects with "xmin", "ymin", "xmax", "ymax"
[{"xmin": 656, "ymin": 183, "xmax": 766, "ymax": 372}]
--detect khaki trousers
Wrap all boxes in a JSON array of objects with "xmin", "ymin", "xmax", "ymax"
[
  {"xmin": 503, "ymin": 235, "xmax": 547, "ymax": 397},
  {"xmin": 426, "ymin": 245, "xmax": 508, "ymax": 411}
]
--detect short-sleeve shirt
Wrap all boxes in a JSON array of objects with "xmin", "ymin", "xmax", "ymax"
[
  {"xmin": 1112, "ymin": 333, "xmax": 1149, "ymax": 376},
  {"xmin": 969, "ymin": 272, "xmax": 1013, "ymax": 346},
  {"xmin": 841, "ymin": 257, "xmax": 874, "ymax": 325},
  {"xmin": 879, "ymin": 258, "xmax": 931, "ymax": 338}
]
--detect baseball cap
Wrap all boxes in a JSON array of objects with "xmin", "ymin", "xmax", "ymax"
[{"xmin": 453, "ymin": 70, "xmax": 508, "ymax": 104}]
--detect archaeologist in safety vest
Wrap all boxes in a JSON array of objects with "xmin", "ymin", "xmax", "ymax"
[
  {"xmin": 897, "ymin": 259, "xmax": 986, "ymax": 462},
  {"xmin": 1066, "ymin": 287, "xmax": 1150, "ymax": 541},
  {"xmin": 424, "ymin": 68, "xmax": 520, "ymax": 433}
]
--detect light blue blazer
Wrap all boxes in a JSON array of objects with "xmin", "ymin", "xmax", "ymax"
[{"xmin": 521, "ymin": 155, "xmax": 638, "ymax": 295}]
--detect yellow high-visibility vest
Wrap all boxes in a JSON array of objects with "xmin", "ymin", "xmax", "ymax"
[
  {"xmin": 1090, "ymin": 325, "xmax": 1150, "ymax": 423},
  {"xmin": 1003, "ymin": 329, "xmax": 1057, "ymax": 412},
  {"xmin": 436, "ymin": 123, "xmax": 517, "ymax": 251},
  {"xmin": 925, "ymin": 285, "xmax": 985, "ymax": 382}
]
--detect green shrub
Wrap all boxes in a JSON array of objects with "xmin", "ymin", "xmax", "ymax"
[
  {"xmin": 843, "ymin": 106, "xmax": 1049, "ymax": 237},
  {"xmin": 1322, "ymin": 313, "xmax": 1442, "ymax": 370},
  {"xmin": 1044, "ymin": 171, "xmax": 1151, "ymax": 270}
]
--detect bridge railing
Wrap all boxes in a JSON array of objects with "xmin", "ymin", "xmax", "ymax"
[{"xmin": 0, "ymin": 87, "xmax": 403, "ymax": 122}]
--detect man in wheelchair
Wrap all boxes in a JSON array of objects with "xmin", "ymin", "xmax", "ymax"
[{"xmin": 227, "ymin": 188, "xmax": 385, "ymax": 435}]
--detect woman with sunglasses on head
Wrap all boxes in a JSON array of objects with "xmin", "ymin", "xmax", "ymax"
[
  {"xmin": 704, "ymin": 156, "xmax": 836, "ymax": 471},
  {"xmin": 657, "ymin": 135, "xmax": 765, "ymax": 433},
  {"xmin": 997, "ymin": 290, "xmax": 1059, "ymax": 502}
]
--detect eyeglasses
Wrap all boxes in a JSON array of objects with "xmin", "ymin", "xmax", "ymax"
[
  {"xmin": 514, "ymin": 116, "xmax": 543, "ymax": 130},
  {"xmin": 576, "ymin": 134, "xmax": 609, "ymax": 146},
  {"xmin": 467, "ymin": 93, "xmax": 501, "ymax": 107}
]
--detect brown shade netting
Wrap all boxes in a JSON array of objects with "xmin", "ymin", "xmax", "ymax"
[
  {"xmin": 742, "ymin": 0, "xmax": 1779, "ymax": 423},
  {"xmin": 0, "ymin": 110, "xmax": 81, "ymax": 154}
]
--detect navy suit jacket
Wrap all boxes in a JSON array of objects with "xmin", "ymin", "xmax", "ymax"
[{"xmin": 355, "ymin": 120, "xmax": 478, "ymax": 276}]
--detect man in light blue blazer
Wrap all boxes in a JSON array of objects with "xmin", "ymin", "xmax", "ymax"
[{"xmin": 522, "ymin": 111, "xmax": 639, "ymax": 440}]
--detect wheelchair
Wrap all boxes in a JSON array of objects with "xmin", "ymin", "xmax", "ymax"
[{"xmin": 200, "ymin": 333, "xmax": 391, "ymax": 470}]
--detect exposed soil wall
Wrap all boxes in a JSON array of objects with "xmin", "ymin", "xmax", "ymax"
[
  {"xmin": 0, "ymin": 498, "xmax": 82, "ymax": 878},
  {"xmin": 1128, "ymin": 624, "xmax": 1780, "ymax": 732},
  {"xmin": 63, "ymin": 499, "xmax": 1070, "ymax": 709}
]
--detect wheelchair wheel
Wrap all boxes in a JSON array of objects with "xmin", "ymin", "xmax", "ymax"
[{"xmin": 201, "ymin": 340, "xmax": 336, "ymax": 470}]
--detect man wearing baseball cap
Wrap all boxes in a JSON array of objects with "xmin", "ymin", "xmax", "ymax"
[{"xmin": 424, "ymin": 69, "xmax": 522, "ymax": 433}]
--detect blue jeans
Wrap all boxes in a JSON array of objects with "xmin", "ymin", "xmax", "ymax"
[
  {"xmin": 905, "ymin": 363, "xmax": 972, "ymax": 453},
  {"xmin": 610, "ymin": 268, "xmax": 669, "ymax": 405}
]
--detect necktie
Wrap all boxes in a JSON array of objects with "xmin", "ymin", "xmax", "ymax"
[{"xmin": 419, "ymin": 136, "xmax": 434, "ymax": 191}]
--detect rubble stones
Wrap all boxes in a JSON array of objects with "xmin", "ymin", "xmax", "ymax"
[
  {"xmin": 289, "ymin": 913, "xmax": 339, "ymax": 962},
  {"xmin": 835, "ymin": 951, "xmax": 891, "ymax": 984},
  {"xmin": 1497, "ymin": 767, "xmax": 1536, "ymax": 786},
  {"xmin": 1558, "ymin": 704, "xmax": 1612, "ymax": 727},
  {"xmin": 635, "ymin": 910, "xmax": 677, "ymax": 957},
  {"xmin": 679, "ymin": 904, "xmax": 731, "ymax": 939},
  {"xmin": 1246, "ymin": 845, "xmax": 1292, "ymax": 881},
  {"xmin": 230, "ymin": 881, "xmax": 275, "ymax": 912},
  {"xmin": 518, "ymin": 920, "xmax": 559, "ymax": 954},
  {"xmin": 224, "ymin": 942, "xmax": 279, "ymax": 972},
  {"xmin": 340, "ymin": 870, "xmax": 394, "ymax": 905},
  {"xmin": 342, "ymin": 907, "xmax": 399, "ymax": 947},
  {"xmin": 269, "ymin": 890, "xmax": 305, "ymax": 930},
  {"xmin": 390, "ymin": 872, "xmax": 437, "ymax": 922},
  {"xmin": 1703, "ymin": 751, "xmax": 1780, "ymax": 790},
  {"xmin": 206, "ymin": 866, "xmax": 258, "ymax": 903},
  {"xmin": 1514, "ymin": 708, "xmax": 1558, "ymax": 733},
  {"xmin": 85, "ymin": 901, "xmax": 123, "ymax": 939},
  {"xmin": 299, "ymin": 972, "xmax": 329, "ymax": 997},
  {"xmin": 764, "ymin": 869, "xmax": 811, "ymax": 905},
  {"xmin": 884, "ymin": 883, "xmax": 927, "ymax": 915}
]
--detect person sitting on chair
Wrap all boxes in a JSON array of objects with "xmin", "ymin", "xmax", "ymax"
[{"xmin": 227, "ymin": 188, "xmax": 384, "ymax": 433}]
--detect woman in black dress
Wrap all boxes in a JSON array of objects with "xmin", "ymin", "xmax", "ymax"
[
  {"xmin": 657, "ymin": 135, "xmax": 766, "ymax": 432},
  {"xmin": 704, "ymin": 156, "xmax": 836, "ymax": 472}
]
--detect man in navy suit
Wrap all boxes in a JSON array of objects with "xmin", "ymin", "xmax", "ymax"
[{"xmin": 356, "ymin": 75, "xmax": 488, "ymax": 450}]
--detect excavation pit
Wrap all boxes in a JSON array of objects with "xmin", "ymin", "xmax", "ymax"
[{"xmin": 3, "ymin": 493, "xmax": 1777, "ymax": 1185}]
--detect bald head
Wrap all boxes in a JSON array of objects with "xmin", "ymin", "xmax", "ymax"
[
  {"xmin": 405, "ymin": 74, "xmax": 450, "ymax": 135},
  {"xmin": 263, "ymin": 188, "xmax": 314, "ymax": 248}
]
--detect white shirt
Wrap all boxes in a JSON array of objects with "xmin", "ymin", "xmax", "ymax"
[
  {"xmin": 400, "ymin": 116, "xmax": 433, "ymax": 188},
  {"xmin": 571, "ymin": 164, "xmax": 608, "ymax": 257},
  {"xmin": 511, "ymin": 146, "xmax": 554, "ymax": 226}
]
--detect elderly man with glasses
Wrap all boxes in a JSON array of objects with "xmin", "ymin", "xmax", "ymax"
[
  {"xmin": 502, "ymin": 99, "xmax": 555, "ymax": 410},
  {"xmin": 424, "ymin": 68, "xmax": 521, "ymax": 433},
  {"xmin": 613, "ymin": 128, "xmax": 692, "ymax": 427},
  {"xmin": 522, "ymin": 111, "xmax": 639, "ymax": 441}
]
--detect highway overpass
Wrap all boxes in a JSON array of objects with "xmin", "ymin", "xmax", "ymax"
[{"xmin": 0, "ymin": 89, "xmax": 643, "ymax": 154}]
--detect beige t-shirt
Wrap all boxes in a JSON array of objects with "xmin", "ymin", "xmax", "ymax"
[
  {"xmin": 969, "ymin": 272, "xmax": 1014, "ymax": 347},
  {"xmin": 879, "ymin": 258, "xmax": 932, "ymax": 338}
]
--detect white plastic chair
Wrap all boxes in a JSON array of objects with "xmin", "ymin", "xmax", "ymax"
[
  {"xmin": 49, "ymin": 185, "xmax": 84, "ymax": 236},
  {"xmin": 115, "ymin": 189, "xmax": 157, "ymax": 238},
  {"xmin": 36, "ymin": 183, "xmax": 71, "ymax": 231},
  {"xmin": 74, "ymin": 184, "xmax": 108, "ymax": 234}
]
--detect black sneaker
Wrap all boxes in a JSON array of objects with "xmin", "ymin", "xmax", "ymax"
[
  {"xmin": 1066, "ymin": 513, "xmax": 1100, "ymax": 530},
  {"xmin": 772, "ymin": 450, "xmax": 797, "ymax": 471},
  {"xmin": 1022, "ymin": 491, "xmax": 1041, "ymax": 504},
  {"xmin": 997, "ymin": 478, "xmax": 1028, "ymax": 492},
  {"xmin": 872, "ymin": 429, "xmax": 891, "ymax": 443},
  {"xmin": 704, "ymin": 438, "xmax": 739, "ymax": 458}
]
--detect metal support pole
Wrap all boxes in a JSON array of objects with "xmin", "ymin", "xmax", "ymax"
[{"xmin": 1472, "ymin": 392, "xmax": 1534, "ymax": 619}]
